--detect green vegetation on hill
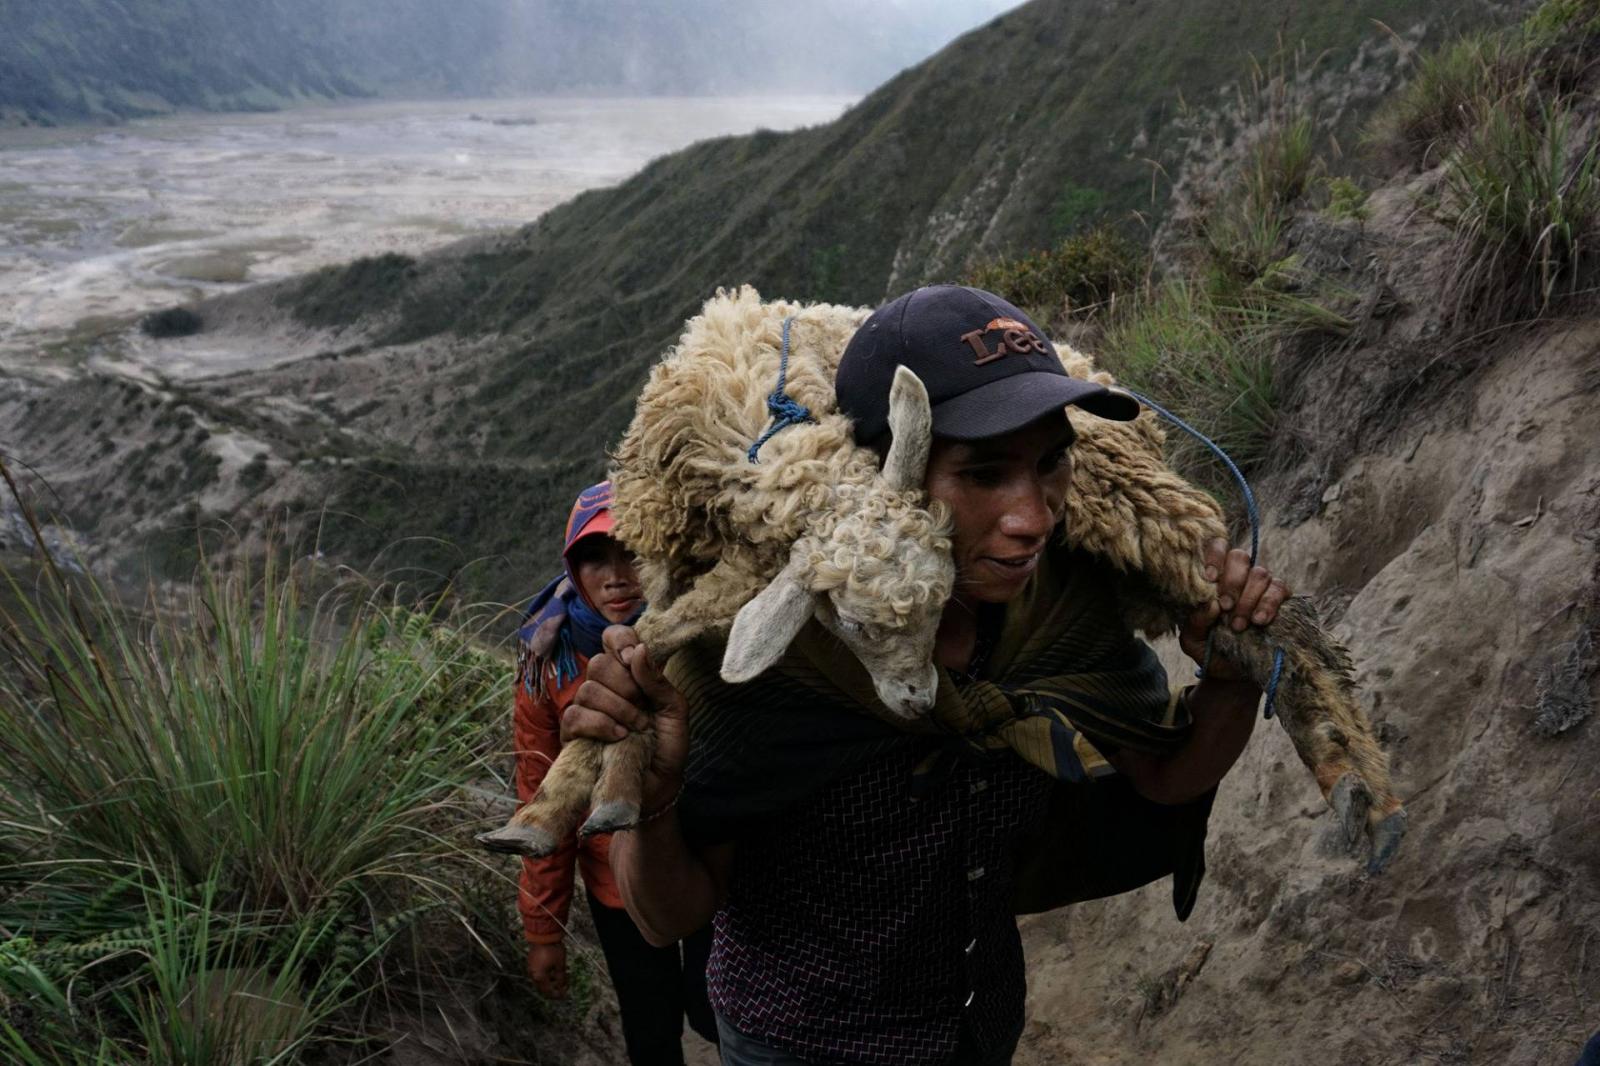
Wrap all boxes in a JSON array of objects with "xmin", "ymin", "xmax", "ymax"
[
  {"xmin": 275, "ymin": 0, "xmax": 1505, "ymax": 589},
  {"xmin": 1368, "ymin": 0, "xmax": 1600, "ymax": 323},
  {"xmin": 962, "ymin": 0, "xmax": 1600, "ymax": 502}
]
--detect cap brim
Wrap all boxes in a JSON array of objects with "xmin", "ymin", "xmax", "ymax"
[
  {"xmin": 562, "ymin": 509, "xmax": 616, "ymax": 558},
  {"xmin": 929, "ymin": 371, "xmax": 1140, "ymax": 440}
]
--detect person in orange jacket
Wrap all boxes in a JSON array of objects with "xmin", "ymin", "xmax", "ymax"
[{"xmin": 514, "ymin": 481, "xmax": 717, "ymax": 1064}]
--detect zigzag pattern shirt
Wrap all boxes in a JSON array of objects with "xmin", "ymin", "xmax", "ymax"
[{"xmin": 707, "ymin": 739, "xmax": 1050, "ymax": 1064}]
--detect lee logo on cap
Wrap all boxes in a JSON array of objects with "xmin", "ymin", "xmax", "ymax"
[{"xmin": 960, "ymin": 317, "xmax": 1050, "ymax": 366}]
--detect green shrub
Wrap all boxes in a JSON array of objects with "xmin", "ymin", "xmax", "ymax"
[
  {"xmin": 962, "ymin": 224, "xmax": 1146, "ymax": 322},
  {"xmin": 1323, "ymin": 175, "xmax": 1370, "ymax": 220},
  {"xmin": 1050, "ymin": 181, "xmax": 1108, "ymax": 235},
  {"xmin": 1438, "ymin": 95, "xmax": 1600, "ymax": 322}
]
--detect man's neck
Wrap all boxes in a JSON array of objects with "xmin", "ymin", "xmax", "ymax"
[{"xmin": 933, "ymin": 597, "xmax": 980, "ymax": 671}]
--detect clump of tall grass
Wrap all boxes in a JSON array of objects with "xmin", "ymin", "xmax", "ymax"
[
  {"xmin": 1371, "ymin": 5, "xmax": 1600, "ymax": 325},
  {"xmin": 1524, "ymin": 0, "xmax": 1600, "ymax": 44},
  {"xmin": 0, "ymin": 478, "xmax": 514, "ymax": 1061},
  {"xmin": 1099, "ymin": 281, "xmax": 1283, "ymax": 487},
  {"xmin": 1366, "ymin": 33, "xmax": 1526, "ymax": 167},
  {"xmin": 1439, "ymin": 95, "xmax": 1600, "ymax": 323},
  {"xmin": 1195, "ymin": 49, "xmax": 1325, "ymax": 291}
]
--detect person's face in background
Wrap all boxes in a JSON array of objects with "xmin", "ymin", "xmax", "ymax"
[{"xmin": 568, "ymin": 534, "xmax": 644, "ymax": 624}]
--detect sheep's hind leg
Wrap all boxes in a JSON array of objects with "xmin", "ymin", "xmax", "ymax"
[
  {"xmin": 476, "ymin": 739, "xmax": 603, "ymax": 857},
  {"xmin": 580, "ymin": 731, "xmax": 654, "ymax": 837}
]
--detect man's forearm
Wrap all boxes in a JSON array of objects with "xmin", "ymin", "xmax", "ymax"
[
  {"xmin": 611, "ymin": 809, "xmax": 724, "ymax": 947},
  {"xmin": 1114, "ymin": 679, "xmax": 1260, "ymax": 804}
]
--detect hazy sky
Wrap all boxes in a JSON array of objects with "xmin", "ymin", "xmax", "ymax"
[{"xmin": 474, "ymin": 0, "xmax": 1033, "ymax": 95}]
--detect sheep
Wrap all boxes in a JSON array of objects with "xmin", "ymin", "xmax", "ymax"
[
  {"xmin": 478, "ymin": 288, "xmax": 956, "ymax": 857},
  {"xmin": 477, "ymin": 286, "xmax": 1406, "ymax": 874}
]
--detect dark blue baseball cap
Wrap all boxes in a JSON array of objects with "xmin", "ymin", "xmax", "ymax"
[{"xmin": 836, "ymin": 285, "xmax": 1139, "ymax": 443}]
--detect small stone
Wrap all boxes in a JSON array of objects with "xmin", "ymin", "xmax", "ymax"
[
  {"xmin": 1321, "ymin": 482, "xmax": 1343, "ymax": 504},
  {"xmin": 1332, "ymin": 960, "xmax": 1366, "ymax": 986}
]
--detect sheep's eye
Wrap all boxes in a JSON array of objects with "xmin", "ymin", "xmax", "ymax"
[{"xmin": 835, "ymin": 616, "xmax": 865, "ymax": 637}]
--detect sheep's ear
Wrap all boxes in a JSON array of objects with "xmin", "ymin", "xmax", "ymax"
[
  {"xmin": 721, "ymin": 555, "xmax": 815, "ymax": 683},
  {"xmin": 882, "ymin": 365, "xmax": 934, "ymax": 492}
]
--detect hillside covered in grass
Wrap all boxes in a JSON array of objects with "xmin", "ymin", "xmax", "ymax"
[
  {"xmin": 142, "ymin": 0, "xmax": 1511, "ymax": 594},
  {"xmin": 0, "ymin": 0, "xmax": 1533, "ymax": 600}
]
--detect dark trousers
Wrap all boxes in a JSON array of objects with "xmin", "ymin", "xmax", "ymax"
[{"xmin": 587, "ymin": 889, "xmax": 717, "ymax": 1066}]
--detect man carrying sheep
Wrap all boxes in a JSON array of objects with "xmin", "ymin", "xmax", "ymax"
[{"xmin": 561, "ymin": 286, "xmax": 1290, "ymax": 1065}]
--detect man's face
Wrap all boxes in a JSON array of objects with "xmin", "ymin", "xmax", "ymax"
[{"xmin": 922, "ymin": 411, "xmax": 1073, "ymax": 604}]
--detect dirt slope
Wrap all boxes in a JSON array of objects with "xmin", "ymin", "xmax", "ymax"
[{"xmin": 1012, "ymin": 188, "xmax": 1600, "ymax": 1064}]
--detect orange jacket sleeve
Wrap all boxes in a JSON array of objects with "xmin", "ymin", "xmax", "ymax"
[{"xmin": 514, "ymin": 661, "xmax": 580, "ymax": 945}]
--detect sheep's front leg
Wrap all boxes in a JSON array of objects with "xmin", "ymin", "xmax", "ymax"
[
  {"xmin": 477, "ymin": 738, "xmax": 604, "ymax": 858},
  {"xmin": 580, "ymin": 730, "xmax": 656, "ymax": 837}
]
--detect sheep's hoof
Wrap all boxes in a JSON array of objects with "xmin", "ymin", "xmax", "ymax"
[
  {"xmin": 1365, "ymin": 808, "xmax": 1408, "ymax": 875},
  {"xmin": 475, "ymin": 825, "xmax": 558, "ymax": 858},
  {"xmin": 1329, "ymin": 773, "xmax": 1372, "ymax": 850},
  {"xmin": 580, "ymin": 801, "xmax": 640, "ymax": 837}
]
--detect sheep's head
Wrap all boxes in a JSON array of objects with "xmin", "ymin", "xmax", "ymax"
[{"xmin": 720, "ymin": 367, "xmax": 954, "ymax": 718}]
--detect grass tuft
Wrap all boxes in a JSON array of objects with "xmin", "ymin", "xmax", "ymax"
[
  {"xmin": 1366, "ymin": 33, "xmax": 1526, "ymax": 167},
  {"xmin": 0, "ymin": 483, "xmax": 522, "ymax": 1060},
  {"xmin": 1099, "ymin": 281, "xmax": 1282, "ymax": 482},
  {"xmin": 1524, "ymin": 0, "xmax": 1600, "ymax": 42},
  {"xmin": 1438, "ymin": 94, "xmax": 1600, "ymax": 324}
]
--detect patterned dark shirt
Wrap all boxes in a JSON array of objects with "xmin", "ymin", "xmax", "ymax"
[{"xmin": 707, "ymin": 740, "xmax": 1052, "ymax": 1065}]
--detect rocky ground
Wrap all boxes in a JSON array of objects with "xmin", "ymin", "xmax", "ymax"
[{"xmin": 1013, "ymin": 177, "xmax": 1600, "ymax": 1065}]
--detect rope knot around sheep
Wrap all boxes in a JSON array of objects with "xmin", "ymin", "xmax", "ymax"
[{"xmin": 747, "ymin": 316, "xmax": 816, "ymax": 463}]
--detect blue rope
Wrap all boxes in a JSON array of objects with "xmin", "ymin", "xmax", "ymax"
[
  {"xmin": 1122, "ymin": 389, "xmax": 1261, "ymax": 564},
  {"xmin": 747, "ymin": 316, "xmax": 815, "ymax": 463},
  {"xmin": 1122, "ymin": 388, "xmax": 1286, "ymax": 720}
]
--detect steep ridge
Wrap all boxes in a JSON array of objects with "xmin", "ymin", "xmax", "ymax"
[
  {"xmin": 1012, "ymin": 173, "xmax": 1600, "ymax": 1062},
  {"xmin": 1020, "ymin": 333, "xmax": 1600, "ymax": 1065}
]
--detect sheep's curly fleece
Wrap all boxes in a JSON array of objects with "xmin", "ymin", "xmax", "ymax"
[{"xmin": 611, "ymin": 287, "xmax": 951, "ymax": 647}]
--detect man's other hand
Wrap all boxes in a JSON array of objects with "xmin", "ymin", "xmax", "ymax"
[{"xmin": 1179, "ymin": 539, "xmax": 1291, "ymax": 683}]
